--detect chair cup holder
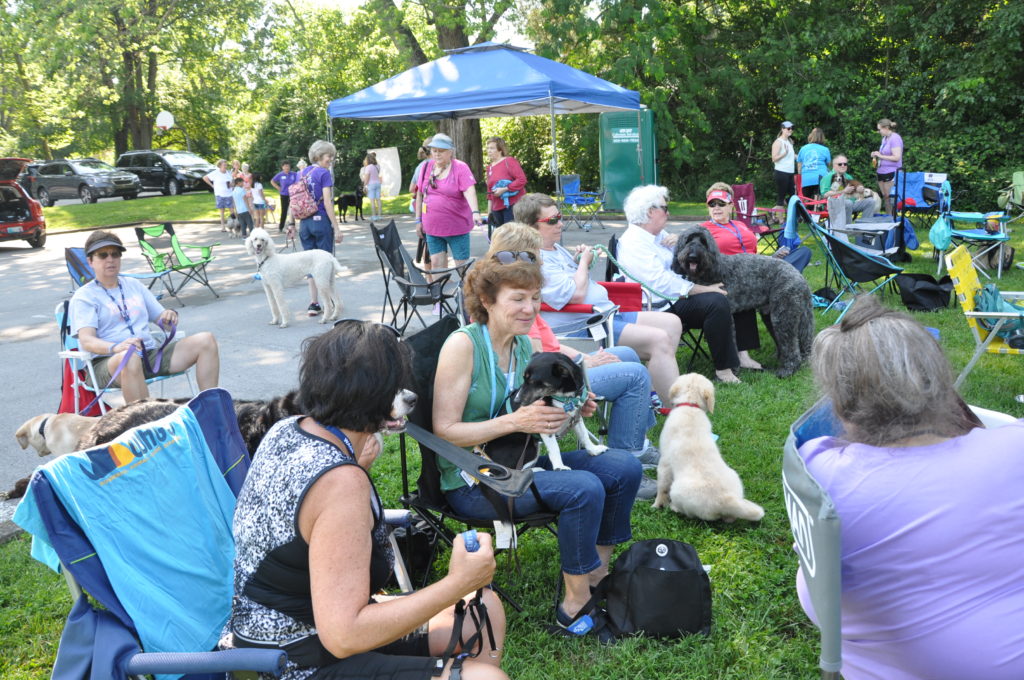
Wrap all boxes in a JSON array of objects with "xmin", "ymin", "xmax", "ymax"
[{"xmin": 476, "ymin": 463, "xmax": 511, "ymax": 480}]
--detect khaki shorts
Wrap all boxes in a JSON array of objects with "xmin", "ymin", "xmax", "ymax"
[{"xmin": 90, "ymin": 341, "xmax": 180, "ymax": 386}]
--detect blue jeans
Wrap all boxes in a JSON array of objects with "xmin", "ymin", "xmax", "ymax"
[
  {"xmin": 587, "ymin": 346, "xmax": 654, "ymax": 452},
  {"xmin": 446, "ymin": 448, "xmax": 641, "ymax": 575},
  {"xmin": 300, "ymin": 215, "xmax": 334, "ymax": 253}
]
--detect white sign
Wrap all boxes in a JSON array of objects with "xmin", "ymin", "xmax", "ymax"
[{"xmin": 611, "ymin": 127, "xmax": 640, "ymax": 144}]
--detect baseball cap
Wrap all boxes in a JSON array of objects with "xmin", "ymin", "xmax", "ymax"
[
  {"xmin": 427, "ymin": 133, "xmax": 454, "ymax": 150},
  {"xmin": 84, "ymin": 230, "xmax": 127, "ymax": 256},
  {"xmin": 782, "ymin": 121, "xmax": 794, "ymax": 129},
  {"xmin": 706, "ymin": 190, "xmax": 732, "ymax": 205}
]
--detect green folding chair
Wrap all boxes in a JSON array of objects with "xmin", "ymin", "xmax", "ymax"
[{"xmin": 135, "ymin": 223, "xmax": 220, "ymax": 301}]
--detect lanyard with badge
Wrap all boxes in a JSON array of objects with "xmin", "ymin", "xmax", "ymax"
[
  {"xmin": 723, "ymin": 220, "xmax": 749, "ymax": 253},
  {"xmin": 481, "ymin": 324, "xmax": 516, "ymax": 419}
]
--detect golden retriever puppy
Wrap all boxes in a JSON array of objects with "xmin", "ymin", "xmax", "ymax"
[
  {"xmin": 15, "ymin": 413, "xmax": 96, "ymax": 456},
  {"xmin": 653, "ymin": 374, "xmax": 764, "ymax": 522}
]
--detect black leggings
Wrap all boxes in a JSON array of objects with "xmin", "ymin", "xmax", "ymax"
[
  {"xmin": 278, "ymin": 194, "xmax": 291, "ymax": 232},
  {"xmin": 774, "ymin": 170, "xmax": 795, "ymax": 206},
  {"xmin": 669, "ymin": 294, "xmax": 759, "ymax": 370}
]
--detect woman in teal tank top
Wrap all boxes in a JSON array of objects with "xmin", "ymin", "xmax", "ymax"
[{"xmin": 433, "ymin": 254, "xmax": 642, "ymax": 637}]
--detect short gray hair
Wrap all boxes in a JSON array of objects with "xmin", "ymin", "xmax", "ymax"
[
  {"xmin": 513, "ymin": 193, "xmax": 557, "ymax": 226},
  {"xmin": 623, "ymin": 185, "xmax": 669, "ymax": 226},
  {"xmin": 308, "ymin": 140, "xmax": 337, "ymax": 164},
  {"xmin": 811, "ymin": 296, "xmax": 975, "ymax": 445}
]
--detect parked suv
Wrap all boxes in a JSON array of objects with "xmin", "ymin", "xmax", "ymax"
[
  {"xmin": 115, "ymin": 149, "xmax": 215, "ymax": 195},
  {"xmin": 17, "ymin": 161, "xmax": 42, "ymax": 198},
  {"xmin": 0, "ymin": 158, "xmax": 46, "ymax": 248},
  {"xmin": 35, "ymin": 158, "xmax": 143, "ymax": 206}
]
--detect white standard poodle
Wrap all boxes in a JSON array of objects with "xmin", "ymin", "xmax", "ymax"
[{"xmin": 244, "ymin": 227, "xmax": 344, "ymax": 328}]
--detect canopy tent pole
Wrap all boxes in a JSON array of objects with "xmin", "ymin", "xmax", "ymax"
[{"xmin": 549, "ymin": 91, "xmax": 560, "ymax": 195}]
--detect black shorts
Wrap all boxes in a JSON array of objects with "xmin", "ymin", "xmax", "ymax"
[
  {"xmin": 876, "ymin": 171, "xmax": 896, "ymax": 182},
  {"xmin": 311, "ymin": 632, "xmax": 438, "ymax": 680}
]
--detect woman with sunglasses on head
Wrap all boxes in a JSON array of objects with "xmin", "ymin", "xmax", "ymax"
[
  {"xmin": 771, "ymin": 121, "xmax": 797, "ymax": 207},
  {"xmin": 617, "ymin": 185, "xmax": 761, "ymax": 384},
  {"xmin": 513, "ymin": 193, "xmax": 683, "ymax": 402},
  {"xmin": 484, "ymin": 137, "xmax": 527, "ymax": 238},
  {"xmin": 414, "ymin": 133, "xmax": 485, "ymax": 273},
  {"xmin": 488, "ymin": 221, "xmax": 661, "ymax": 498},
  {"xmin": 230, "ymin": 320, "xmax": 508, "ymax": 680},
  {"xmin": 700, "ymin": 183, "xmax": 812, "ymax": 272},
  {"xmin": 69, "ymin": 230, "xmax": 220, "ymax": 403},
  {"xmin": 433, "ymin": 253, "xmax": 642, "ymax": 639}
]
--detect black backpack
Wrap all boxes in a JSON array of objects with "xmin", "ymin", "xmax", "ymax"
[{"xmin": 588, "ymin": 539, "xmax": 712, "ymax": 639}]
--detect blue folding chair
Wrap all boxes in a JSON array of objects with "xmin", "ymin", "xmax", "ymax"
[
  {"xmin": 13, "ymin": 389, "xmax": 286, "ymax": 679},
  {"xmin": 927, "ymin": 180, "xmax": 1013, "ymax": 279},
  {"xmin": 558, "ymin": 174, "xmax": 605, "ymax": 231},
  {"xmin": 810, "ymin": 223, "xmax": 903, "ymax": 322},
  {"xmin": 65, "ymin": 246, "xmax": 175, "ymax": 301}
]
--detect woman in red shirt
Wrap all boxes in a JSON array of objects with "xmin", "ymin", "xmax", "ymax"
[
  {"xmin": 484, "ymin": 136, "xmax": 527, "ymax": 238},
  {"xmin": 699, "ymin": 183, "xmax": 811, "ymax": 271}
]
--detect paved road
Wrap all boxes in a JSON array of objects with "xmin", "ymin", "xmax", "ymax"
[{"xmin": 2, "ymin": 212, "xmax": 690, "ymax": 537}]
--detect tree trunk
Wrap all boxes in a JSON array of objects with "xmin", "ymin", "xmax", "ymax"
[{"xmin": 436, "ymin": 23, "xmax": 483, "ymax": 181}]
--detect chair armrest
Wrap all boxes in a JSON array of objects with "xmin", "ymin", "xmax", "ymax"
[
  {"xmin": 125, "ymin": 649, "xmax": 286, "ymax": 676},
  {"xmin": 414, "ymin": 257, "xmax": 475, "ymax": 279},
  {"xmin": 597, "ymin": 281, "xmax": 643, "ymax": 311},
  {"xmin": 965, "ymin": 310, "xmax": 1024, "ymax": 319},
  {"xmin": 59, "ymin": 348, "xmax": 95, "ymax": 360},
  {"xmin": 404, "ymin": 423, "xmax": 535, "ymax": 498},
  {"xmin": 540, "ymin": 302, "xmax": 596, "ymax": 314}
]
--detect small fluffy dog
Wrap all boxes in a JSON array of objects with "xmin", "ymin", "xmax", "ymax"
[
  {"xmin": 336, "ymin": 186, "xmax": 364, "ymax": 223},
  {"xmin": 245, "ymin": 227, "xmax": 344, "ymax": 327},
  {"xmin": 829, "ymin": 176, "xmax": 874, "ymax": 200},
  {"xmin": 653, "ymin": 374, "xmax": 764, "ymax": 522},
  {"xmin": 672, "ymin": 227, "xmax": 814, "ymax": 377},
  {"xmin": 225, "ymin": 214, "xmax": 242, "ymax": 238},
  {"xmin": 15, "ymin": 413, "xmax": 96, "ymax": 456},
  {"xmin": 511, "ymin": 352, "xmax": 606, "ymax": 470}
]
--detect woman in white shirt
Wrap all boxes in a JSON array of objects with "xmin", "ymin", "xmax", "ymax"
[
  {"xmin": 772, "ymin": 121, "xmax": 796, "ymax": 207},
  {"xmin": 616, "ymin": 185, "xmax": 762, "ymax": 384}
]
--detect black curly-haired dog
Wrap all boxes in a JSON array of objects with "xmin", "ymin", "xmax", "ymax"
[
  {"xmin": 671, "ymin": 227, "xmax": 813, "ymax": 377},
  {"xmin": 77, "ymin": 391, "xmax": 302, "ymax": 454}
]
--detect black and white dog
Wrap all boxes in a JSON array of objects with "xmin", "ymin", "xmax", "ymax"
[
  {"xmin": 336, "ymin": 185, "xmax": 364, "ymax": 223},
  {"xmin": 513, "ymin": 352, "xmax": 607, "ymax": 470}
]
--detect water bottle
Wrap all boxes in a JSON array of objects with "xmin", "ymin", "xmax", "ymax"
[{"xmin": 461, "ymin": 529, "xmax": 479, "ymax": 552}]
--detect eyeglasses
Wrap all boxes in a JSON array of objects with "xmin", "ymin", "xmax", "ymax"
[
  {"xmin": 836, "ymin": 162, "xmax": 848, "ymax": 166},
  {"xmin": 92, "ymin": 250, "xmax": 122, "ymax": 260},
  {"xmin": 654, "ymin": 205, "xmax": 669, "ymax": 212},
  {"xmin": 708, "ymin": 200, "xmax": 727, "ymax": 208},
  {"xmin": 429, "ymin": 175, "xmax": 437, "ymax": 189},
  {"xmin": 492, "ymin": 250, "xmax": 537, "ymax": 265},
  {"xmin": 537, "ymin": 213, "xmax": 562, "ymax": 225}
]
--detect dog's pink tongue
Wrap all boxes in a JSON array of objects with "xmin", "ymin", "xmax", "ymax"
[{"xmin": 687, "ymin": 262, "xmax": 698, "ymax": 274}]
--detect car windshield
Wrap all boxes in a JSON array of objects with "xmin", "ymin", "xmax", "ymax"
[
  {"xmin": 72, "ymin": 159, "xmax": 116, "ymax": 174},
  {"xmin": 162, "ymin": 152, "xmax": 209, "ymax": 168}
]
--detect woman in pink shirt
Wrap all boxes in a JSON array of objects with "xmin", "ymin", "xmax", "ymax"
[{"xmin": 414, "ymin": 133, "xmax": 484, "ymax": 271}]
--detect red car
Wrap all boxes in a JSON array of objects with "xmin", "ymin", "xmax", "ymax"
[{"xmin": 0, "ymin": 157, "xmax": 46, "ymax": 248}]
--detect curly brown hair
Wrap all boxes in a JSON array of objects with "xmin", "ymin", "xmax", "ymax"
[{"xmin": 462, "ymin": 257, "xmax": 543, "ymax": 324}]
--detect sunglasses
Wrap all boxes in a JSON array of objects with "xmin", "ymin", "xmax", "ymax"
[
  {"xmin": 492, "ymin": 250, "xmax": 537, "ymax": 265},
  {"xmin": 92, "ymin": 250, "xmax": 123, "ymax": 260},
  {"xmin": 707, "ymin": 200, "xmax": 727, "ymax": 208},
  {"xmin": 836, "ymin": 163, "xmax": 848, "ymax": 167},
  {"xmin": 537, "ymin": 213, "xmax": 563, "ymax": 225},
  {"xmin": 655, "ymin": 204, "xmax": 669, "ymax": 212}
]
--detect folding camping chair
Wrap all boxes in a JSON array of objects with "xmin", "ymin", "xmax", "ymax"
[
  {"xmin": 13, "ymin": 389, "xmax": 286, "ymax": 679},
  {"xmin": 794, "ymin": 174, "xmax": 830, "ymax": 225},
  {"xmin": 370, "ymin": 220, "xmax": 473, "ymax": 334},
  {"xmin": 399, "ymin": 316, "xmax": 556, "ymax": 608},
  {"xmin": 135, "ymin": 223, "xmax": 220, "ymax": 301},
  {"xmin": 997, "ymin": 170, "xmax": 1024, "ymax": 223},
  {"xmin": 603, "ymin": 234, "xmax": 710, "ymax": 371},
  {"xmin": 783, "ymin": 398, "xmax": 1017, "ymax": 680},
  {"xmin": 558, "ymin": 174, "xmax": 605, "ymax": 232},
  {"xmin": 945, "ymin": 245, "xmax": 1024, "ymax": 388},
  {"xmin": 810, "ymin": 223, "xmax": 903, "ymax": 322},
  {"xmin": 731, "ymin": 182, "xmax": 784, "ymax": 251},
  {"xmin": 65, "ymin": 246, "xmax": 177, "ymax": 301},
  {"xmin": 56, "ymin": 300, "xmax": 197, "ymax": 414},
  {"xmin": 891, "ymin": 170, "xmax": 946, "ymax": 228},
  {"xmin": 928, "ymin": 179, "xmax": 1013, "ymax": 279}
]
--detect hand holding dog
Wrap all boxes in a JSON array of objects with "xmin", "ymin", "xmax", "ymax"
[
  {"xmin": 690, "ymin": 282, "xmax": 727, "ymax": 296},
  {"xmin": 515, "ymin": 399, "xmax": 568, "ymax": 435},
  {"xmin": 448, "ymin": 531, "xmax": 496, "ymax": 592}
]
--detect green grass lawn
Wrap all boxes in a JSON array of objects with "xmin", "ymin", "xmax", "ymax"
[
  {"xmin": 3, "ymin": 221, "xmax": 1022, "ymax": 678},
  {"xmin": 42, "ymin": 191, "xmax": 707, "ymax": 232}
]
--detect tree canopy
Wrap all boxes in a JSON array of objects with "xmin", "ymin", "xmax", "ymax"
[{"xmin": 1, "ymin": 0, "xmax": 1020, "ymax": 204}]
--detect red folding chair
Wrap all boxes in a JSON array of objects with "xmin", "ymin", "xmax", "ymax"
[
  {"xmin": 795, "ymin": 173, "xmax": 829, "ymax": 223},
  {"xmin": 731, "ymin": 183, "xmax": 784, "ymax": 251}
]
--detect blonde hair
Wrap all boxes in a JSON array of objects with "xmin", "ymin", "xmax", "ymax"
[
  {"xmin": 704, "ymin": 182, "xmax": 732, "ymax": 200},
  {"xmin": 487, "ymin": 222, "xmax": 541, "ymax": 256},
  {"xmin": 807, "ymin": 127, "xmax": 826, "ymax": 144},
  {"xmin": 877, "ymin": 118, "xmax": 897, "ymax": 130}
]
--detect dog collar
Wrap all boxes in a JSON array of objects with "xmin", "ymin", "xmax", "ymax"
[
  {"xmin": 672, "ymin": 402, "xmax": 703, "ymax": 410},
  {"xmin": 38, "ymin": 417, "xmax": 49, "ymax": 438}
]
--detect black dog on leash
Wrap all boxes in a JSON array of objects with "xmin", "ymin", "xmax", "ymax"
[{"xmin": 336, "ymin": 185, "xmax": 365, "ymax": 223}]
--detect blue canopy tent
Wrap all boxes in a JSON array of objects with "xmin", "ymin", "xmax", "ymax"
[{"xmin": 326, "ymin": 42, "xmax": 642, "ymax": 191}]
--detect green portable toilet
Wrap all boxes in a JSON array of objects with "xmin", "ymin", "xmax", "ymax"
[{"xmin": 599, "ymin": 107, "xmax": 657, "ymax": 211}]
